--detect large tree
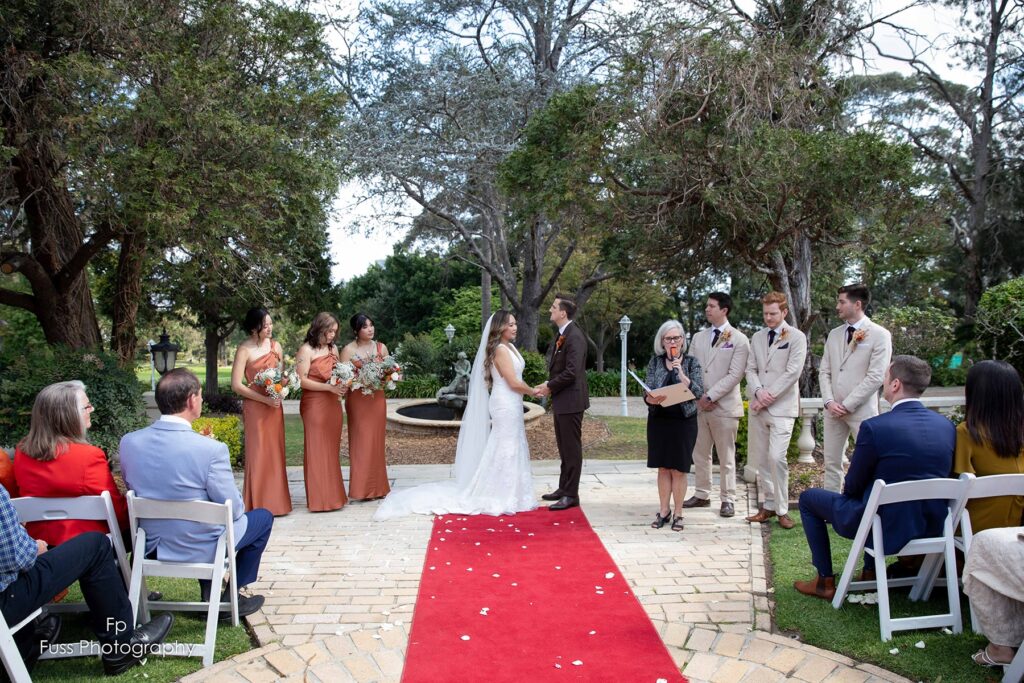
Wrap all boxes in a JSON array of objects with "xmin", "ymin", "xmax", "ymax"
[
  {"xmin": 1, "ymin": 0, "xmax": 346, "ymax": 363},
  {"xmin": 331, "ymin": 0, "xmax": 657, "ymax": 347},
  {"xmin": 849, "ymin": 0, "xmax": 1024, "ymax": 320}
]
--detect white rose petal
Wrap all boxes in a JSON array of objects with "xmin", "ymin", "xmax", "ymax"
[
  {"xmin": 554, "ymin": 664, "xmax": 562, "ymax": 669},
  {"xmin": 605, "ymin": 572, "xmax": 615, "ymax": 579},
  {"xmin": 461, "ymin": 635, "xmax": 471, "ymax": 641},
  {"xmin": 941, "ymin": 628, "xmax": 953, "ymax": 635},
  {"xmin": 915, "ymin": 641, "xmax": 926, "ymax": 649},
  {"xmin": 467, "ymin": 568, "xmax": 473, "ymax": 572},
  {"xmin": 511, "ymin": 583, "xmax": 518, "ymax": 586},
  {"xmin": 572, "ymin": 660, "xmax": 583, "ymax": 666},
  {"xmin": 889, "ymin": 648, "xmax": 899, "ymax": 655},
  {"xmin": 555, "ymin": 566, "xmax": 562, "ymax": 570},
  {"xmin": 588, "ymin": 630, "xmax": 596, "ymax": 635},
  {"xmin": 596, "ymin": 591, "xmax": 604, "ymax": 595},
  {"xmin": 492, "ymin": 573, "xmax": 500, "ymax": 578}
]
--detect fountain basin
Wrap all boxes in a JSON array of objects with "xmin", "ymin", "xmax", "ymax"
[{"xmin": 387, "ymin": 399, "xmax": 547, "ymax": 435}]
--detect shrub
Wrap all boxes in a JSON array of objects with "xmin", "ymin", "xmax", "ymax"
[
  {"xmin": 192, "ymin": 416, "xmax": 244, "ymax": 467},
  {"xmin": 584, "ymin": 370, "xmax": 647, "ymax": 397},
  {"xmin": 204, "ymin": 391, "xmax": 242, "ymax": 414},
  {"xmin": 393, "ymin": 333, "xmax": 438, "ymax": 378},
  {"xmin": 0, "ymin": 346, "xmax": 147, "ymax": 458},
  {"xmin": 976, "ymin": 277, "xmax": 1024, "ymax": 377},
  {"xmin": 521, "ymin": 350, "xmax": 548, "ymax": 387},
  {"xmin": 873, "ymin": 305, "xmax": 957, "ymax": 360},
  {"xmin": 389, "ymin": 375, "xmax": 444, "ymax": 399}
]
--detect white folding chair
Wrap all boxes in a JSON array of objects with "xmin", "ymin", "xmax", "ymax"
[
  {"xmin": 1005, "ymin": 644, "xmax": 1024, "ymax": 683},
  {"xmin": 127, "ymin": 492, "xmax": 238, "ymax": 666},
  {"xmin": 0, "ymin": 608, "xmax": 42, "ymax": 683},
  {"xmin": 831, "ymin": 477, "xmax": 970, "ymax": 641},
  {"xmin": 12, "ymin": 491, "xmax": 133, "ymax": 660}
]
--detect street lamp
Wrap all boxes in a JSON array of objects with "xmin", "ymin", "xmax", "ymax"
[
  {"xmin": 619, "ymin": 315, "xmax": 632, "ymax": 417},
  {"xmin": 150, "ymin": 329, "xmax": 180, "ymax": 376},
  {"xmin": 444, "ymin": 324, "xmax": 456, "ymax": 345}
]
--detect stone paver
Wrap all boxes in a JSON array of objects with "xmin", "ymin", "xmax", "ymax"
[{"xmin": 184, "ymin": 458, "xmax": 915, "ymax": 683}]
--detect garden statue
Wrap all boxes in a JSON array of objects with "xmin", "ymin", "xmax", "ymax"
[{"xmin": 436, "ymin": 352, "xmax": 472, "ymax": 415}]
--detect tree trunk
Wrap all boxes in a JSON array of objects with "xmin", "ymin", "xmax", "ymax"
[
  {"xmin": 111, "ymin": 229, "xmax": 148, "ymax": 367},
  {"xmin": 204, "ymin": 326, "xmax": 223, "ymax": 397}
]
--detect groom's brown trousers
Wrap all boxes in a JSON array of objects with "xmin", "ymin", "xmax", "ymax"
[{"xmin": 554, "ymin": 412, "xmax": 584, "ymax": 498}]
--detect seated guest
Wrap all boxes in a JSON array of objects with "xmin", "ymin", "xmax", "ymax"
[
  {"xmin": 963, "ymin": 526, "xmax": 1023, "ymax": 669},
  {"xmin": 120, "ymin": 369, "xmax": 272, "ymax": 617},
  {"xmin": 793, "ymin": 355, "xmax": 955, "ymax": 600},
  {"xmin": 0, "ymin": 486, "xmax": 173, "ymax": 675},
  {"xmin": 953, "ymin": 360, "xmax": 1024, "ymax": 533},
  {"xmin": 14, "ymin": 381, "xmax": 130, "ymax": 547}
]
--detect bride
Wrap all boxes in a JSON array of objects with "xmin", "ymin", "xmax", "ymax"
[{"xmin": 373, "ymin": 311, "xmax": 538, "ymax": 519}]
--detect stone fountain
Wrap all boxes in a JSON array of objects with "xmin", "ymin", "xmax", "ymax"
[{"xmin": 386, "ymin": 351, "xmax": 545, "ymax": 435}]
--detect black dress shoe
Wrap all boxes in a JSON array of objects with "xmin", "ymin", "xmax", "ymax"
[
  {"xmin": 34, "ymin": 613, "xmax": 61, "ymax": 645},
  {"xmin": 720, "ymin": 502, "xmax": 735, "ymax": 518},
  {"xmin": 682, "ymin": 496, "xmax": 710, "ymax": 508},
  {"xmin": 549, "ymin": 496, "xmax": 579, "ymax": 511},
  {"xmin": 220, "ymin": 593, "xmax": 266, "ymax": 622},
  {"xmin": 541, "ymin": 491, "xmax": 563, "ymax": 501},
  {"xmin": 102, "ymin": 613, "xmax": 174, "ymax": 676}
]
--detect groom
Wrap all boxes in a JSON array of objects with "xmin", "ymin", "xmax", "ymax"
[{"xmin": 535, "ymin": 294, "xmax": 590, "ymax": 511}]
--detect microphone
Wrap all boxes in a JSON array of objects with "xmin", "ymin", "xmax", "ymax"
[{"xmin": 668, "ymin": 346, "xmax": 683, "ymax": 381}]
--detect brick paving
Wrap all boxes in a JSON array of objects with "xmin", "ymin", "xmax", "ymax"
[{"xmin": 181, "ymin": 461, "xmax": 912, "ymax": 683}]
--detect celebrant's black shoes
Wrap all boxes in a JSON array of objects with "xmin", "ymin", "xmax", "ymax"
[
  {"xmin": 541, "ymin": 491, "xmax": 563, "ymax": 501},
  {"xmin": 101, "ymin": 613, "xmax": 174, "ymax": 676},
  {"xmin": 549, "ymin": 496, "xmax": 579, "ymax": 511}
]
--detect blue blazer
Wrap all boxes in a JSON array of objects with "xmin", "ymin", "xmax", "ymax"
[
  {"xmin": 120, "ymin": 419, "xmax": 248, "ymax": 563},
  {"xmin": 830, "ymin": 401, "xmax": 955, "ymax": 553}
]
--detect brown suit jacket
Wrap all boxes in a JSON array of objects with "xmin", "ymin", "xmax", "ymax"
[{"xmin": 547, "ymin": 320, "xmax": 590, "ymax": 415}]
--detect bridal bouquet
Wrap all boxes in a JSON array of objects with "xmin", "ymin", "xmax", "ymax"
[
  {"xmin": 347, "ymin": 356, "xmax": 403, "ymax": 395},
  {"xmin": 251, "ymin": 367, "xmax": 298, "ymax": 401}
]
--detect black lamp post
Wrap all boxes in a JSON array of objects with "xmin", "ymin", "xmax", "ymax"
[{"xmin": 150, "ymin": 329, "xmax": 180, "ymax": 376}]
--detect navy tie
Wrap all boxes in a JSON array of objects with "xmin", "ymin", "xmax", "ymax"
[
  {"xmin": 846, "ymin": 326, "xmax": 855, "ymax": 345},
  {"xmin": 712, "ymin": 329, "xmax": 721, "ymax": 347},
  {"xmin": 768, "ymin": 330, "xmax": 776, "ymax": 346}
]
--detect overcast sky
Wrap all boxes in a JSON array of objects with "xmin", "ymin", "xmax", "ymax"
[{"xmin": 324, "ymin": 1, "xmax": 975, "ymax": 283}]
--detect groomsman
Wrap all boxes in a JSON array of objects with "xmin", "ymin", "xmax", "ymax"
[
  {"xmin": 745, "ymin": 292, "xmax": 807, "ymax": 529},
  {"xmin": 684, "ymin": 292, "xmax": 750, "ymax": 518},
  {"xmin": 818, "ymin": 283, "xmax": 892, "ymax": 492}
]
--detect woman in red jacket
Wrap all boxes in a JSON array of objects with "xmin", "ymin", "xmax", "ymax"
[{"xmin": 13, "ymin": 380, "xmax": 129, "ymax": 547}]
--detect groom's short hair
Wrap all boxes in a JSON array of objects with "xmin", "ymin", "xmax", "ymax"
[{"xmin": 554, "ymin": 294, "xmax": 577, "ymax": 319}]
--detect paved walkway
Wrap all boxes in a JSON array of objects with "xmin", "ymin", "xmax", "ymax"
[{"xmin": 183, "ymin": 461, "xmax": 911, "ymax": 683}]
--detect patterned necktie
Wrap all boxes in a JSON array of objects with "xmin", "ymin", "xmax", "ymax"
[
  {"xmin": 712, "ymin": 329, "xmax": 721, "ymax": 347},
  {"xmin": 846, "ymin": 326, "xmax": 855, "ymax": 345},
  {"xmin": 768, "ymin": 329, "xmax": 776, "ymax": 347}
]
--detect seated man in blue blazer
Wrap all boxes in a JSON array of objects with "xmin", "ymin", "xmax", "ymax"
[
  {"xmin": 793, "ymin": 355, "xmax": 955, "ymax": 600},
  {"xmin": 121, "ymin": 369, "xmax": 273, "ymax": 617}
]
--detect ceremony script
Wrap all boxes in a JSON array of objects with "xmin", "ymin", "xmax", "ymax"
[{"xmin": 628, "ymin": 370, "xmax": 696, "ymax": 406}]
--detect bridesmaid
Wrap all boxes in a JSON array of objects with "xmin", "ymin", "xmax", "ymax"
[
  {"xmin": 231, "ymin": 307, "xmax": 292, "ymax": 516},
  {"xmin": 340, "ymin": 313, "xmax": 391, "ymax": 501},
  {"xmin": 295, "ymin": 312, "xmax": 348, "ymax": 512}
]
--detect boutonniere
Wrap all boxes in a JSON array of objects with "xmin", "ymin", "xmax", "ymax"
[
  {"xmin": 714, "ymin": 330, "xmax": 732, "ymax": 348},
  {"xmin": 772, "ymin": 329, "xmax": 788, "ymax": 346},
  {"xmin": 556, "ymin": 334, "xmax": 565, "ymax": 351},
  {"xmin": 849, "ymin": 329, "xmax": 868, "ymax": 349}
]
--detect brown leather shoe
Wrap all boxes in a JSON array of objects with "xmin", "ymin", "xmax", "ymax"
[
  {"xmin": 857, "ymin": 568, "xmax": 876, "ymax": 582},
  {"xmin": 793, "ymin": 575, "xmax": 836, "ymax": 601},
  {"xmin": 745, "ymin": 508, "xmax": 776, "ymax": 523},
  {"xmin": 777, "ymin": 514, "xmax": 795, "ymax": 529}
]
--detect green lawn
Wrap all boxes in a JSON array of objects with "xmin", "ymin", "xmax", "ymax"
[
  {"xmin": 586, "ymin": 416, "xmax": 647, "ymax": 459},
  {"xmin": 769, "ymin": 518, "xmax": 989, "ymax": 683},
  {"xmin": 135, "ymin": 363, "xmax": 232, "ymax": 389},
  {"xmin": 31, "ymin": 577, "xmax": 253, "ymax": 682}
]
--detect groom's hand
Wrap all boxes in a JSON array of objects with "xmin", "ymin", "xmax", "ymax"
[{"xmin": 534, "ymin": 383, "xmax": 551, "ymax": 397}]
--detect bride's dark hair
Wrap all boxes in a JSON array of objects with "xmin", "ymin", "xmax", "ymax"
[{"xmin": 483, "ymin": 310, "xmax": 514, "ymax": 391}]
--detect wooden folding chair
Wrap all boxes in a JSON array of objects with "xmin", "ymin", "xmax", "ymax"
[
  {"xmin": 127, "ymin": 492, "xmax": 238, "ymax": 666},
  {"xmin": 830, "ymin": 477, "xmax": 970, "ymax": 641}
]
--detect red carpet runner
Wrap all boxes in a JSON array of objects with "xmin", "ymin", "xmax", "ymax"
[{"xmin": 402, "ymin": 507, "xmax": 686, "ymax": 682}]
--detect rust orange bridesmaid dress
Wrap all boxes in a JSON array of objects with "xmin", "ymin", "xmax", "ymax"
[
  {"xmin": 300, "ymin": 353, "xmax": 348, "ymax": 511},
  {"xmin": 346, "ymin": 342, "xmax": 391, "ymax": 500},
  {"xmin": 243, "ymin": 349, "xmax": 293, "ymax": 516}
]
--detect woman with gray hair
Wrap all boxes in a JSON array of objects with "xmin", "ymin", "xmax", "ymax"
[
  {"xmin": 13, "ymin": 380, "xmax": 129, "ymax": 547},
  {"xmin": 644, "ymin": 320, "xmax": 704, "ymax": 531}
]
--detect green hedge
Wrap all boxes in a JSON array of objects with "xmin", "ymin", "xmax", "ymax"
[
  {"xmin": 0, "ymin": 347, "xmax": 147, "ymax": 458},
  {"xmin": 192, "ymin": 416, "xmax": 244, "ymax": 467}
]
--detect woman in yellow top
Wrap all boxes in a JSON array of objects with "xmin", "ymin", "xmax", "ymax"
[{"xmin": 953, "ymin": 360, "xmax": 1024, "ymax": 533}]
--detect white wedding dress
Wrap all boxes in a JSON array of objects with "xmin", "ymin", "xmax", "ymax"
[{"xmin": 373, "ymin": 319, "xmax": 537, "ymax": 520}]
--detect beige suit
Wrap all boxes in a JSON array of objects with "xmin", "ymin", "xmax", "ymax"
[
  {"xmin": 690, "ymin": 323, "xmax": 750, "ymax": 503},
  {"xmin": 818, "ymin": 317, "xmax": 892, "ymax": 491},
  {"xmin": 745, "ymin": 323, "xmax": 807, "ymax": 516}
]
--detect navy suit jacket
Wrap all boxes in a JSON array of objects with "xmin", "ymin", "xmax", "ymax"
[{"xmin": 830, "ymin": 401, "xmax": 955, "ymax": 554}]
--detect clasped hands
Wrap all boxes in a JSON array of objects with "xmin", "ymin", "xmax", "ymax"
[
  {"xmin": 531, "ymin": 383, "xmax": 551, "ymax": 398},
  {"xmin": 750, "ymin": 387, "xmax": 778, "ymax": 413}
]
